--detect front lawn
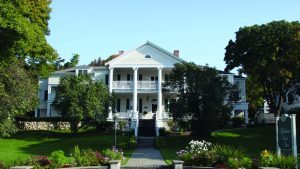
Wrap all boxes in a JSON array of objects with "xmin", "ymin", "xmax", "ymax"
[
  {"xmin": 0, "ymin": 130, "xmax": 133, "ymax": 165},
  {"xmin": 158, "ymin": 126, "xmax": 276, "ymax": 165}
]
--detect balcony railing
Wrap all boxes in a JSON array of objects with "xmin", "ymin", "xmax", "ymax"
[
  {"xmin": 138, "ymin": 81, "xmax": 158, "ymax": 90},
  {"xmin": 112, "ymin": 81, "xmax": 133, "ymax": 89},
  {"xmin": 112, "ymin": 81, "xmax": 158, "ymax": 90}
]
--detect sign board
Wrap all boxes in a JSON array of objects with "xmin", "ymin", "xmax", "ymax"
[
  {"xmin": 276, "ymin": 114, "xmax": 298, "ymax": 168},
  {"xmin": 278, "ymin": 114, "xmax": 292, "ymax": 150}
]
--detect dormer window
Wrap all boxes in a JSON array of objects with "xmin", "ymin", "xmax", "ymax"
[
  {"xmin": 144, "ymin": 55, "xmax": 152, "ymax": 59},
  {"xmin": 78, "ymin": 69, "xmax": 88, "ymax": 75}
]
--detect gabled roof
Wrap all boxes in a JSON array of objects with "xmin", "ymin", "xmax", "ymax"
[{"xmin": 105, "ymin": 41, "xmax": 185, "ymax": 66}]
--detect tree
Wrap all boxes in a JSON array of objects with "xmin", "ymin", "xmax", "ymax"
[
  {"xmin": 0, "ymin": 0, "xmax": 58, "ymax": 77},
  {"xmin": 0, "ymin": 63, "xmax": 38, "ymax": 137},
  {"xmin": 55, "ymin": 54, "xmax": 80, "ymax": 70},
  {"xmin": 246, "ymin": 76, "xmax": 265, "ymax": 118},
  {"xmin": 224, "ymin": 20, "xmax": 300, "ymax": 116},
  {"xmin": 53, "ymin": 75, "xmax": 110, "ymax": 133},
  {"xmin": 164, "ymin": 62, "xmax": 238, "ymax": 136}
]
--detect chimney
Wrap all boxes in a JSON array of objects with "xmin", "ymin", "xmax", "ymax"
[
  {"xmin": 119, "ymin": 50, "xmax": 124, "ymax": 56},
  {"xmin": 173, "ymin": 50, "xmax": 179, "ymax": 57}
]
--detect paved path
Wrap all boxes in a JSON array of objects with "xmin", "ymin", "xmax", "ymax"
[{"xmin": 126, "ymin": 148, "xmax": 166, "ymax": 166}]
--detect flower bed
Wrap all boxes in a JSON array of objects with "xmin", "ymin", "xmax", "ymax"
[
  {"xmin": 1, "ymin": 146, "xmax": 125, "ymax": 169},
  {"xmin": 177, "ymin": 140, "xmax": 297, "ymax": 169}
]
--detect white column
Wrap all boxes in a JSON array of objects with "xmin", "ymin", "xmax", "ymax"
[
  {"xmin": 133, "ymin": 67, "xmax": 138, "ymax": 119},
  {"xmin": 244, "ymin": 110, "xmax": 249, "ymax": 125},
  {"xmin": 157, "ymin": 67, "xmax": 162, "ymax": 120},
  {"xmin": 108, "ymin": 67, "xmax": 114, "ymax": 119},
  {"xmin": 46, "ymin": 85, "xmax": 52, "ymax": 117}
]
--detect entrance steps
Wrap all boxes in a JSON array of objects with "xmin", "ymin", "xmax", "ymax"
[{"xmin": 137, "ymin": 137, "xmax": 155, "ymax": 148}]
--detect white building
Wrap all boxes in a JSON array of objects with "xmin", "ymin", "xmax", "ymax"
[{"xmin": 36, "ymin": 41, "xmax": 249, "ymax": 136}]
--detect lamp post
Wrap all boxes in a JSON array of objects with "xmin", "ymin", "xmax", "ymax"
[
  {"xmin": 113, "ymin": 115, "xmax": 117, "ymax": 148},
  {"xmin": 127, "ymin": 118, "xmax": 132, "ymax": 149}
]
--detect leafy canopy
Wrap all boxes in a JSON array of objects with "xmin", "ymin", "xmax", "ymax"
[
  {"xmin": 224, "ymin": 20, "xmax": 300, "ymax": 116},
  {"xmin": 164, "ymin": 62, "xmax": 238, "ymax": 136},
  {"xmin": 0, "ymin": 63, "xmax": 38, "ymax": 137},
  {"xmin": 0, "ymin": 0, "xmax": 58, "ymax": 76},
  {"xmin": 53, "ymin": 75, "xmax": 110, "ymax": 133}
]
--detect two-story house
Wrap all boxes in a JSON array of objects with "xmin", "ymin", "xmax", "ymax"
[{"xmin": 36, "ymin": 41, "xmax": 249, "ymax": 136}]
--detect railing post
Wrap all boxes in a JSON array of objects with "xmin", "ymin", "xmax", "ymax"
[
  {"xmin": 172, "ymin": 160, "xmax": 184, "ymax": 169},
  {"xmin": 109, "ymin": 160, "xmax": 121, "ymax": 169}
]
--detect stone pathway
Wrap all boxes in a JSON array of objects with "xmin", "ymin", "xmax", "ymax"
[{"xmin": 126, "ymin": 148, "xmax": 166, "ymax": 166}]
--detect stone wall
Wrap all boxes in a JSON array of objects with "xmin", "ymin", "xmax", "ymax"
[{"xmin": 17, "ymin": 121, "xmax": 70, "ymax": 130}]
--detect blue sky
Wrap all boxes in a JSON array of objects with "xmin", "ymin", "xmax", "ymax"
[{"xmin": 47, "ymin": 0, "xmax": 300, "ymax": 71}]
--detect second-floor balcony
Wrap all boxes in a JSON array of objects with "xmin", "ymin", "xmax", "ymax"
[{"xmin": 112, "ymin": 81, "xmax": 158, "ymax": 90}]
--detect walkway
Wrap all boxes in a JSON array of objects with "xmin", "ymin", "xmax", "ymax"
[{"xmin": 126, "ymin": 148, "xmax": 166, "ymax": 166}]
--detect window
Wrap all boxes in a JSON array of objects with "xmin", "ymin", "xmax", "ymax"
[
  {"xmin": 116, "ymin": 99, "xmax": 121, "ymax": 112},
  {"xmin": 127, "ymin": 74, "xmax": 132, "ymax": 81},
  {"xmin": 44, "ymin": 90, "xmax": 48, "ymax": 101},
  {"xmin": 139, "ymin": 74, "xmax": 143, "ymax": 81},
  {"xmin": 105, "ymin": 74, "xmax": 109, "ymax": 85},
  {"xmin": 139, "ymin": 99, "xmax": 143, "ymax": 113},
  {"xmin": 144, "ymin": 55, "xmax": 151, "ymax": 59},
  {"xmin": 151, "ymin": 76, "xmax": 158, "ymax": 81},
  {"xmin": 126, "ymin": 99, "xmax": 130, "ymax": 110},
  {"xmin": 78, "ymin": 69, "xmax": 88, "ymax": 75},
  {"xmin": 117, "ymin": 74, "xmax": 121, "ymax": 81}
]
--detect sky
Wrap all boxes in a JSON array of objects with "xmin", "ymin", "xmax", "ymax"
[{"xmin": 46, "ymin": 0, "xmax": 300, "ymax": 71}]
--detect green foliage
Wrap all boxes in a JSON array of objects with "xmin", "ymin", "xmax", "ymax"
[
  {"xmin": 102, "ymin": 147, "xmax": 125, "ymax": 162},
  {"xmin": 246, "ymin": 76, "xmax": 265, "ymax": 118},
  {"xmin": 224, "ymin": 20, "xmax": 300, "ymax": 116},
  {"xmin": 155, "ymin": 137, "xmax": 167, "ymax": 148},
  {"xmin": 0, "ymin": 119, "xmax": 18, "ymax": 138},
  {"xmin": 53, "ymin": 75, "xmax": 110, "ymax": 133},
  {"xmin": 70, "ymin": 145, "xmax": 105, "ymax": 166},
  {"xmin": 212, "ymin": 144, "xmax": 246, "ymax": 164},
  {"xmin": 227, "ymin": 156, "xmax": 252, "ymax": 169},
  {"xmin": 0, "ymin": 0, "xmax": 58, "ymax": 77},
  {"xmin": 164, "ymin": 62, "xmax": 238, "ymax": 136},
  {"xmin": 50, "ymin": 150, "xmax": 67, "ymax": 168},
  {"xmin": 55, "ymin": 53, "xmax": 80, "ymax": 70},
  {"xmin": 259, "ymin": 150, "xmax": 296, "ymax": 169},
  {"xmin": 231, "ymin": 117, "xmax": 245, "ymax": 127},
  {"xmin": 0, "ymin": 64, "xmax": 38, "ymax": 137}
]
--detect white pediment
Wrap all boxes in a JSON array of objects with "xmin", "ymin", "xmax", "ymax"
[{"xmin": 106, "ymin": 42, "xmax": 184, "ymax": 68}]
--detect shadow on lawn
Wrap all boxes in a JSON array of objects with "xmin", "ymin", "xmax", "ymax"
[{"xmin": 12, "ymin": 131, "xmax": 129, "ymax": 157}]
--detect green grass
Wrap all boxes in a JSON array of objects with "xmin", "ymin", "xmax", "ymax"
[
  {"xmin": 159, "ymin": 126, "xmax": 276, "ymax": 165},
  {"xmin": 0, "ymin": 130, "xmax": 133, "ymax": 165}
]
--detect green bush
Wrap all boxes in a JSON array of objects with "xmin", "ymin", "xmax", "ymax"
[
  {"xmin": 155, "ymin": 137, "xmax": 167, "ymax": 148},
  {"xmin": 212, "ymin": 144, "xmax": 246, "ymax": 164},
  {"xmin": 231, "ymin": 117, "xmax": 245, "ymax": 127},
  {"xmin": 259, "ymin": 150, "xmax": 296, "ymax": 169},
  {"xmin": 227, "ymin": 157, "xmax": 252, "ymax": 169},
  {"xmin": 50, "ymin": 150, "xmax": 67, "ymax": 168},
  {"xmin": 70, "ymin": 145, "xmax": 106, "ymax": 166},
  {"xmin": 14, "ymin": 116, "xmax": 71, "ymax": 122},
  {"xmin": 102, "ymin": 147, "xmax": 124, "ymax": 163}
]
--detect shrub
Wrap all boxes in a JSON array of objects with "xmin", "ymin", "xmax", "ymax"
[
  {"xmin": 177, "ymin": 140, "xmax": 216, "ymax": 166},
  {"xmin": 212, "ymin": 144, "xmax": 246, "ymax": 164},
  {"xmin": 259, "ymin": 150, "xmax": 296, "ymax": 169},
  {"xmin": 231, "ymin": 117, "xmax": 245, "ymax": 127},
  {"xmin": 33, "ymin": 156, "xmax": 51, "ymax": 167},
  {"xmin": 0, "ymin": 161, "xmax": 3, "ymax": 169},
  {"xmin": 130, "ymin": 136, "xmax": 137, "ymax": 148},
  {"xmin": 102, "ymin": 146, "xmax": 125, "ymax": 164},
  {"xmin": 70, "ymin": 146, "xmax": 106, "ymax": 166},
  {"xmin": 15, "ymin": 116, "xmax": 71, "ymax": 122},
  {"xmin": 159, "ymin": 128, "xmax": 166, "ymax": 136},
  {"xmin": 50, "ymin": 150, "xmax": 67, "ymax": 168},
  {"xmin": 227, "ymin": 156, "xmax": 252, "ymax": 169},
  {"xmin": 155, "ymin": 137, "xmax": 167, "ymax": 148}
]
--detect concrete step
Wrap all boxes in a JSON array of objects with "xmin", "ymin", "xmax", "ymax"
[{"xmin": 137, "ymin": 137, "xmax": 155, "ymax": 148}]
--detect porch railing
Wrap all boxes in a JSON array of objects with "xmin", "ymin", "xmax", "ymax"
[{"xmin": 112, "ymin": 81, "xmax": 158, "ymax": 90}]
